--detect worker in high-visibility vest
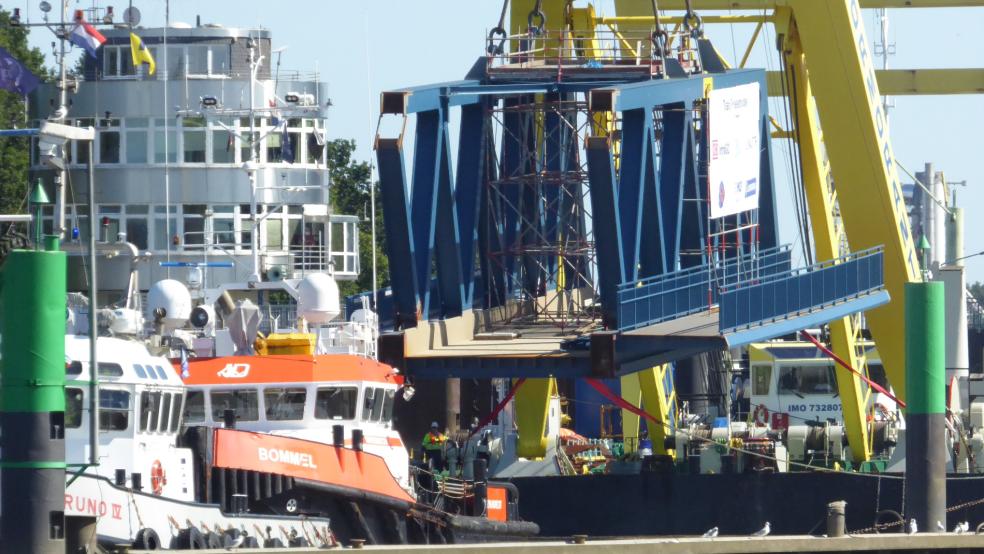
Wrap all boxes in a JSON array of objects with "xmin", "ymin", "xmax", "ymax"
[{"xmin": 422, "ymin": 421, "xmax": 447, "ymax": 471}]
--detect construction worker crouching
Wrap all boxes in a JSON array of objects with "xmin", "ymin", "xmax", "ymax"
[{"xmin": 422, "ymin": 421, "xmax": 447, "ymax": 471}]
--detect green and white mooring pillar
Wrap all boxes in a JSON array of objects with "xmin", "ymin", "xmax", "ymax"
[
  {"xmin": 0, "ymin": 236, "xmax": 67, "ymax": 553},
  {"xmin": 903, "ymin": 281, "xmax": 946, "ymax": 532}
]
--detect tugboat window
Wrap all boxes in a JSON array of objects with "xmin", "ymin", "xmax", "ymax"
[
  {"xmin": 210, "ymin": 389, "xmax": 259, "ymax": 422},
  {"xmin": 170, "ymin": 393, "xmax": 183, "ymax": 432},
  {"xmin": 381, "ymin": 389, "xmax": 396, "ymax": 423},
  {"xmin": 184, "ymin": 390, "xmax": 205, "ymax": 424},
  {"xmin": 160, "ymin": 393, "xmax": 173, "ymax": 432},
  {"xmin": 99, "ymin": 389, "xmax": 130, "ymax": 431},
  {"xmin": 371, "ymin": 387, "xmax": 386, "ymax": 422},
  {"xmin": 362, "ymin": 387, "xmax": 376, "ymax": 421},
  {"xmin": 315, "ymin": 387, "xmax": 357, "ymax": 420},
  {"xmin": 65, "ymin": 388, "xmax": 83, "ymax": 429},
  {"xmin": 264, "ymin": 387, "xmax": 307, "ymax": 421},
  {"xmin": 182, "ymin": 117, "xmax": 206, "ymax": 163},
  {"xmin": 97, "ymin": 362, "xmax": 124, "ymax": 377},
  {"xmin": 140, "ymin": 391, "xmax": 161, "ymax": 432},
  {"xmin": 98, "ymin": 119, "xmax": 121, "ymax": 164}
]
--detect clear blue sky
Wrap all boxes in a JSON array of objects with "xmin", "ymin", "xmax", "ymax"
[{"xmin": 24, "ymin": 1, "xmax": 984, "ymax": 283}]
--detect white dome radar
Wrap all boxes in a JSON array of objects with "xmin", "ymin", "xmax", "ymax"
[
  {"xmin": 147, "ymin": 279, "xmax": 192, "ymax": 331},
  {"xmin": 297, "ymin": 273, "xmax": 341, "ymax": 324}
]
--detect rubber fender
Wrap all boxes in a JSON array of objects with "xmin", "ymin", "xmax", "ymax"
[
  {"xmin": 132, "ymin": 528, "xmax": 161, "ymax": 550},
  {"xmin": 264, "ymin": 537, "xmax": 286, "ymax": 548},
  {"xmin": 172, "ymin": 527, "xmax": 207, "ymax": 549},
  {"xmin": 204, "ymin": 531, "xmax": 223, "ymax": 548},
  {"xmin": 289, "ymin": 535, "xmax": 310, "ymax": 547},
  {"xmin": 244, "ymin": 536, "xmax": 260, "ymax": 548}
]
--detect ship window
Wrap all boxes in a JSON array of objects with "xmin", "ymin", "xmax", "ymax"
[
  {"xmin": 99, "ymin": 125, "xmax": 120, "ymax": 164},
  {"xmin": 211, "ymin": 122, "xmax": 235, "ymax": 164},
  {"xmin": 264, "ymin": 387, "xmax": 307, "ymax": 421},
  {"xmin": 210, "ymin": 389, "xmax": 259, "ymax": 422},
  {"xmin": 154, "ymin": 205, "xmax": 178, "ymax": 251},
  {"xmin": 212, "ymin": 205, "xmax": 236, "ymax": 248},
  {"xmin": 170, "ymin": 393, "xmax": 183, "ymax": 432},
  {"xmin": 97, "ymin": 363, "xmax": 124, "ymax": 377},
  {"xmin": 99, "ymin": 389, "xmax": 130, "ymax": 431},
  {"xmin": 266, "ymin": 218, "xmax": 283, "ymax": 251},
  {"xmin": 104, "ymin": 47, "xmax": 119, "ymax": 76},
  {"xmin": 752, "ymin": 365, "xmax": 771, "ymax": 396},
  {"xmin": 315, "ymin": 387, "xmax": 357, "ymax": 420},
  {"xmin": 266, "ymin": 125, "xmax": 283, "ymax": 162},
  {"xmin": 381, "ymin": 389, "xmax": 396, "ymax": 423},
  {"xmin": 67, "ymin": 361, "xmax": 83, "ymax": 377},
  {"xmin": 125, "ymin": 205, "xmax": 149, "ymax": 250},
  {"xmin": 777, "ymin": 365, "xmax": 836, "ymax": 396},
  {"xmin": 371, "ymin": 387, "xmax": 386, "ymax": 422},
  {"xmin": 183, "ymin": 205, "xmax": 206, "ymax": 247},
  {"xmin": 126, "ymin": 129, "xmax": 148, "ymax": 164},
  {"xmin": 183, "ymin": 390, "xmax": 205, "ymax": 424},
  {"xmin": 155, "ymin": 365, "xmax": 169, "ymax": 380},
  {"xmin": 66, "ymin": 388, "xmax": 83, "ymax": 429},
  {"xmin": 153, "ymin": 119, "xmax": 178, "ymax": 164},
  {"xmin": 140, "ymin": 391, "xmax": 161, "ymax": 432},
  {"xmin": 144, "ymin": 364, "xmax": 157, "ymax": 380},
  {"xmin": 159, "ymin": 393, "xmax": 172, "ymax": 432},
  {"xmin": 210, "ymin": 45, "xmax": 230, "ymax": 75},
  {"xmin": 182, "ymin": 117, "xmax": 206, "ymax": 163},
  {"xmin": 133, "ymin": 364, "xmax": 147, "ymax": 379},
  {"xmin": 187, "ymin": 45, "xmax": 208, "ymax": 75}
]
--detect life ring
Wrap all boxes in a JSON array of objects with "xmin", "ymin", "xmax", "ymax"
[
  {"xmin": 150, "ymin": 460, "xmax": 167, "ymax": 495},
  {"xmin": 753, "ymin": 404, "xmax": 770, "ymax": 427}
]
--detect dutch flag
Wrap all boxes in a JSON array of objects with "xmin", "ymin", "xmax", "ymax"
[{"xmin": 68, "ymin": 17, "xmax": 106, "ymax": 58}]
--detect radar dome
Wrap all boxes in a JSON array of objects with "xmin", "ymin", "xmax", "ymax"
[
  {"xmin": 297, "ymin": 273, "xmax": 340, "ymax": 324},
  {"xmin": 147, "ymin": 279, "xmax": 192, "ymax": 329}
]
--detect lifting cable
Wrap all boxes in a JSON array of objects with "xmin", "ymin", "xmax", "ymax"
[
  {"xmin": 466, "ymin": 378, "xmax": 527, "ymax": 442},
  {"xmin": 799, "ymin": 330, "xmax": 905, "ymax": 408},
  {"xmin": 650, "ymin": 0, "xmax": 668, "ymax": 62}
]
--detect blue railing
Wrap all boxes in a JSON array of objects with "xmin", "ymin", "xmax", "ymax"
[
  {"xmin": 718, "ymin": 246, "xmax": 885, "ymax": 332},
  {"xmin": 616, "ymin": 245, "xmax": 792, "ymax": 331}
]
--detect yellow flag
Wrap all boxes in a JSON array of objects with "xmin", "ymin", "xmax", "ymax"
[{"xmin": 129, "ymin": 32, "xmax": 156, "ymax": 75}]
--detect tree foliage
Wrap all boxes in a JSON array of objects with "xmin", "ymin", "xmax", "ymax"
[
  {"xmin": 0, "ymin": 9, "xmax": 46, "ymax": 214},
  {"xmin": 970, "ymin": 281, "xmax": 984, "ymax": 305},
  {"xmin": 326, "ymin": 139, "xmax": 388, "ymax": 299}
]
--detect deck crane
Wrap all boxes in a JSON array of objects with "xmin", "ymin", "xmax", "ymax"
[{"xmin": 606, "ymin": 0, "xmax": 984, "ymax": 462}]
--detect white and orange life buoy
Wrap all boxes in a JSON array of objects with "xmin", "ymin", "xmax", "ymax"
[
  {"xmin": 150, "ymin": 460, "xmax": 167, "ymax": 495},
  {"xmin": 752, "ymin": 404, "xmax": 770, "ymax": 427}
]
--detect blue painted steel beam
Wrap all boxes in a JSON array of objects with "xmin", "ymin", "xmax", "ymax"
[
  {"xmin": 658, "ymin": 102, "xmax": 689, "ymax": 271},
  {"xmin": 592, "ymin": 77, "xmax": 705, "ymax": 113},
  {"xmin": 454, "ymin": 102, "xmax": 488, "ymax": 307},
  {"xmin": 585, "ymin": 135, "xmax": 626, "ymax": 328},
  {"xmin": 383, "ymin": 80, "xmax": 482, "ymax": 114},
  {"xmin": 376, "ymin": 138, "xmax": 420, "ymax": 328},
  {"xmin": 409, "ymin": 108, "xmax": 465, "ymax": 319},
  {"xmin": 725, "ymin": 290, "xmax": 890, "ymax": 348}
]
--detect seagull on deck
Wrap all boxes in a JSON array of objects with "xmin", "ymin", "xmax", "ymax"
[
  {"xmin": 751, "ymin": 522, "xmax": 770, "ymax": 537},
  {"xmin": 953, "ymin": 521, "xmax": 970, "ymax": 534},
  {"xmin": 908, "ymin": 518, "xmax": 918, "ymax": 535},
  {"xmin": 936, "ymin": 520, "xmax": 946, "ymax": 533},
  {"xmin": 702, "ymin": 527, "xmax": 719, "ymax": 538}
]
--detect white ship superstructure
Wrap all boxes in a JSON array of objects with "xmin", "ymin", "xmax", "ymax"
[{"xmin": 28, "ymin": 22, "xmax": 359, "ymax": 293}]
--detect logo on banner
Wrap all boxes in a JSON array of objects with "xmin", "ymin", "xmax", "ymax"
[
  {"xmin": 258, "ymin": 447, "xmax": 318, "ymax": 469},
  {"xmin": 719, "ymin": 181, "xmax": 726, "ymax": 209},
  {"xmin": 217, "ymin": 363, "xmax": 250, "ymax": 378}
]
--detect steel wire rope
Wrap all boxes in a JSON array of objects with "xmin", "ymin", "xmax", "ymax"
[{"xmin": 784, "ymin": 58, "xmax": 815, "ymax": 266}]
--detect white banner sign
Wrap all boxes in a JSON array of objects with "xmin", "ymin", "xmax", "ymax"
[{"xmin": 708, "ymin": 82, "xmax": 761, "ymax": 219}]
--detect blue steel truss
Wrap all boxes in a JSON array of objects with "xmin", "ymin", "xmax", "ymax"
[{"xmin": 377, "ymin": 61, "xmax": 777, "ymax": 330}]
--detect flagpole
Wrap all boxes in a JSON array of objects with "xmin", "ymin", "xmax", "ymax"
[{"xmin": 54, "ymin": 0, "xmax": 68, "ymax": 239}]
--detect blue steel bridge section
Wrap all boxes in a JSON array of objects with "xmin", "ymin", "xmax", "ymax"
[{"xmin": 374, "ymin": 59, "xmax": 888, "ymax": 379}]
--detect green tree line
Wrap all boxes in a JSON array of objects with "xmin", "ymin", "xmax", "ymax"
[{"xmin": 0, "ymin": 9, "xmax": 46, "ymax": 214}]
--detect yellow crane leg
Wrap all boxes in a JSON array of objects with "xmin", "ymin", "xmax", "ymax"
[
  {"xmin": 514, "ymin": 377, "xmax": 554, "ymax": 458},
  {"xmin": 620, "ymin": 366, "xmax": 677, "ymax": 458},
  {"xmin": 775, "ymin": 9, "xmax": 871, "ymax": 462},
  {"xmin": 639, "ymin": 365, "xmax": 676, "ymax": 459},
  {"xmin": 786, "ymin": 0, "xmax": 922, "ymax": 402},
  {"xmin": 620, "ymin": 373, "xmax": 643, "ymax": 451}
]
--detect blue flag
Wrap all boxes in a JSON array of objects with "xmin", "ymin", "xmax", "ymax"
[
  {"xmin": 0, "ymin": 46, "xmax": 40, "ymax": 95},
  {"xmin": 282, "ymin": 125, "xmax": 295, "ymax": 163}
]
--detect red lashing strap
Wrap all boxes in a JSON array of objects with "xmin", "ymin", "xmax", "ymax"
[
  {"xmin": 467, "ymin": 377, "xmax": 527, "ymax": 441},
  {"xmin": 585, "ymin": 378, "xmax": 665, "ymax": 427},
  {"xmin": 799, "ymin": 331, "xmax": 905, "ymax": 408}
]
